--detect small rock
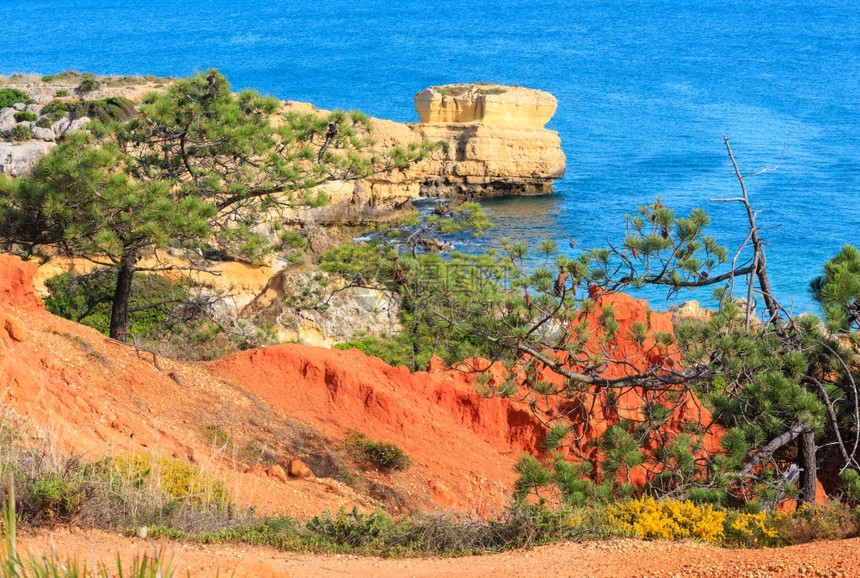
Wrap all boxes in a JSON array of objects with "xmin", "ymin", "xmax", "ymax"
[
  {"xmin": 267, "ymin": 464, "xmax": 289, "ymax": 483},
  {"xmin": 0, "ymin": 115, "xmax": 16, "ymax": 133},
  {"xmin": 31, "ymin": 126, "xmax": 56, "ymax": 142},
  {"xmin": 288, "ymin": 458, "xmax": 314, "ymax": 479},
  {"xmin": 3, "ymin": 315, "xmax": 27, "ymax": 342},
  {"xmin": 417, "ymin": 237, "xmax": 453, "ymax": 252},
  {"xmin": 25, "ymin": 104, "xmax": 44, "ymax": 115},
  {"xmin": 68, "ymin": 116, "xmax": 91, "ymax": 132},
  {"xmin": 11, "ymin": 103, "xmax": 26, "ymax": 111},
  {"xmin": 51, "ymin": 116, "xmax": 71, "ymax": 136}
]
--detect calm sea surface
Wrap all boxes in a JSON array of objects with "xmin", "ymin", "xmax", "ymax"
[{"xmin": 2, "ymin": 0, "xmax": 858, "ymax": 312}]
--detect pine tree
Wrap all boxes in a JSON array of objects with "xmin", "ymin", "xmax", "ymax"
[{"xmin": 0, "ymin": 70, "xmax": 435, "ymax": 340}]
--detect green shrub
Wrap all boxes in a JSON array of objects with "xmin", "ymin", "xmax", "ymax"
[
  {"xmin": 45, "ymin": 270, "xmax": 189, "ymax": 339},
  {"xmin": 0, "ymin": 88, "xmax": 31, "ymax": 108},
  {"xmin": 13, "ymin": 111, "xmax": 36, "ymax": 122},
  {"xmin": 3, "ymin": 482, "xmax": 178, "ymax": 577},
  {"xmin": 77, "ymin": 73, "xmax": 100, "ymax": 94},
  {"xmin": 41, "ymin": 96, "xmax": 136, "ymax": 122},
  {"xmin": 28, "ymin": 475, "xmax": 87, "ymax": 524},
  {"xmin": 344, "ymin": 432, "xmax": 411, "ymax": 472},
  {"xmin": 34, "ymin": 116, "xmax": 52, "ymax": 128},
  {"xmin": 201, "ymin": 424, "xmax": 233, "ymax": 448},
  {"xmin": 304, "ymin": 507, "xmax": 397, "ymax": 548},
  {"xmin": 8, "ymin": 124, "xmax": 32, "ymax": 141},
  {"xmin": 54, "ymin": 89, "xmax": 69, "ymax": 97}
]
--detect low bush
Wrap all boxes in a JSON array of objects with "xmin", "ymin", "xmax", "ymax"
[
  {"xmin": 13, "ymin": 111, "xmax": 36, "ymax": 122},
  {"xmin": 201, "ymin": 424, "xmax": 233, "ymax": 449},
  {"xmin": 41, "ymin": 95, "xmax": 136, "ymax": 123},
  {"xmin": 344, "ymin": 432, "xmax": 412, "ymax": 472},
  {"xmin": 54, "ymin": 89, "xmax": 69, "ymax": 97},
  {"xmin": 777, "ymin": 503, "xmax": 860, "ymax": 545},
  {"xmin": 27, "ymin": 475, "xmax": 88, "ymax": 525},
  {"xmin": 0, "ymin": 88, "xmax": 31, "ymax": 108},
  {"xmin": 8, "ymin": 124, "xmax": 32, "ymax": 141},
  {"xmin": 96, "ymin": 453, "xmax": 230, "ymax": 509},
  {"xmin": 150, "ymin": 504, "xmax": 576, "ymax": 556},
  {"xmin": 34, "ymin": 116, "xmax": 52, "ymax": 128},
  {"xmin": 2, "ymin": 480, "xmax": 178, "ymax": 577},
  {"xmin": 723, "ymin": 508, "xmax": 783, "ymax": 547},
  {"xmin": 77, "ymin": 73, "xmax": 100, "ymax": 94},
  {"xmin": 608, "ymin": 496, "xmax": 727, "ymax": 543}
]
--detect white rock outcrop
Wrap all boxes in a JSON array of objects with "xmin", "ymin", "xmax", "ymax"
[{"xmin": 0, "ymin": 142, "xmax": 56, "ymax": 176}]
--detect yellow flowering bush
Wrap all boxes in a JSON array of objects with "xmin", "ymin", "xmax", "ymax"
[
  {"xmin": 100, "ymin": 453, "xmax": 230, "ymax": 507},
  {"xmin": 608, "ymin": 497, "xmax": 726, "ymax": 543},
  {"xmin": 723, "ymin": 510, "xmax": 782, "ymax": 546}
]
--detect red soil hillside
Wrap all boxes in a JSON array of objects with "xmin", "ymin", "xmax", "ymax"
[
  {"xmin": 0, "ymin": 254, "xmax": 539, "ymax": 514},
  {"xmin": 0, "ymin": 253, "xmax": 721, "ymax": 516}
]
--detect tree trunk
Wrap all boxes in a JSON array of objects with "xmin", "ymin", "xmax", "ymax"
[
  {"xmin": 109, "ymin": 248, "xmax": 137, "ymax": 341},
  {"xmin": 798, "ymin": 426, "xmax": 818, "ymax": 506}
]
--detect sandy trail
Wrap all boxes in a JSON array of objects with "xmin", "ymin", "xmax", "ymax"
[{"xmin": 16, "ymin": 528, "xmax": 860, "ymax": 578}]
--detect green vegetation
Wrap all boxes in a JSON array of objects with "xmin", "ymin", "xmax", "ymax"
[
  {"xmin": 45, "ymin": 270, "xmax": 190, "ymax": 339},
  {"xmin": 431, "ymin": 84, "xmax": 508, "ymax": 96},
  {"xmin": 0, "ymin": 69, "xmax": 435, "ymax": 342},
  {"xmin": 146, "ymin": 505, "xmax": 576, "ymax": 556},
  {"xmin": 77, "ymin": 72, "xmax": 100, "ymax": 93},
  {"xmin": 7, "ymin": 124, "xmax": 31, "ymax": 142},
  {"xmin": 41, "ymin": 96, "xmax": 136, "ymax": 122},
  {"xmin": 54, "ymin": 89, "xmax": 69, "ymax": 97},
  {"xmin": 12, "ymin": 111, "xmax": 35, "ymax": 123},
  {"xmin": 0, "ymin": 88, "xmax": 31, "ymax": 108},
  {"xmin": 200, "ymin": 424, "xmax": 233, "ymax": 448},
  {"xmin": 344, "ymin": 432, "xmax": 412, "ymax": 472},
  {"xmin": 2, "ymin": 478, "xmax": 178, "ymax": 577},
  {"xmin": 810, "ymin": 244, "xmax": 860, "ymax": 333},
  {"xmin": 322, "ymin": 140, "xmax": 860, "ymax": 514}
]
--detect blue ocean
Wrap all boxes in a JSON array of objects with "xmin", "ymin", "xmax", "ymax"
[{"xmin": 2, "ymin": 0, "xmax": 858, "ymax": 312}]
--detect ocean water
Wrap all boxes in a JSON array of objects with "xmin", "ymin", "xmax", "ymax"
[{"xmin": 2, "ymin": 0, "xmax": 858, "ymax": 312}]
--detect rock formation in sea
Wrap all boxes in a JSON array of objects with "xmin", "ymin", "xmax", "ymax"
[{"xmin": 298, "ymin": 83, "xmax": 567, "ymax": 225}]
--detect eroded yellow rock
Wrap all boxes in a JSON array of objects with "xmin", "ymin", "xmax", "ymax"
[{"xmin": 414, "ymin": 84, "xmax": 558, "ymax": 129}]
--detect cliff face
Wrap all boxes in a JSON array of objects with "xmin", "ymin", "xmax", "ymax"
[{"xmin": 414, "ymin": 84, "xmax": 557, "ymax": 128}]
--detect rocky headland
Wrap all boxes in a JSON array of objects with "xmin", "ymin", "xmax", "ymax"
[{"xmin": 1, "ymin": 76, "xmax": 565, "ymax": 225}]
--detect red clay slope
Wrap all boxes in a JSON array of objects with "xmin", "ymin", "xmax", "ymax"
[
  {"xmin": 0, "ymin": 254, "xmax": 537, "ymax": 513},
  {"xmin": 1, "ymin": 253, "xmax": 722, "ymax": 514}
]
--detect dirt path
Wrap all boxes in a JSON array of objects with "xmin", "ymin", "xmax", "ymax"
[{"xmin": 16, "ymin": 528, "xmax": 860, "ymax": 577}]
